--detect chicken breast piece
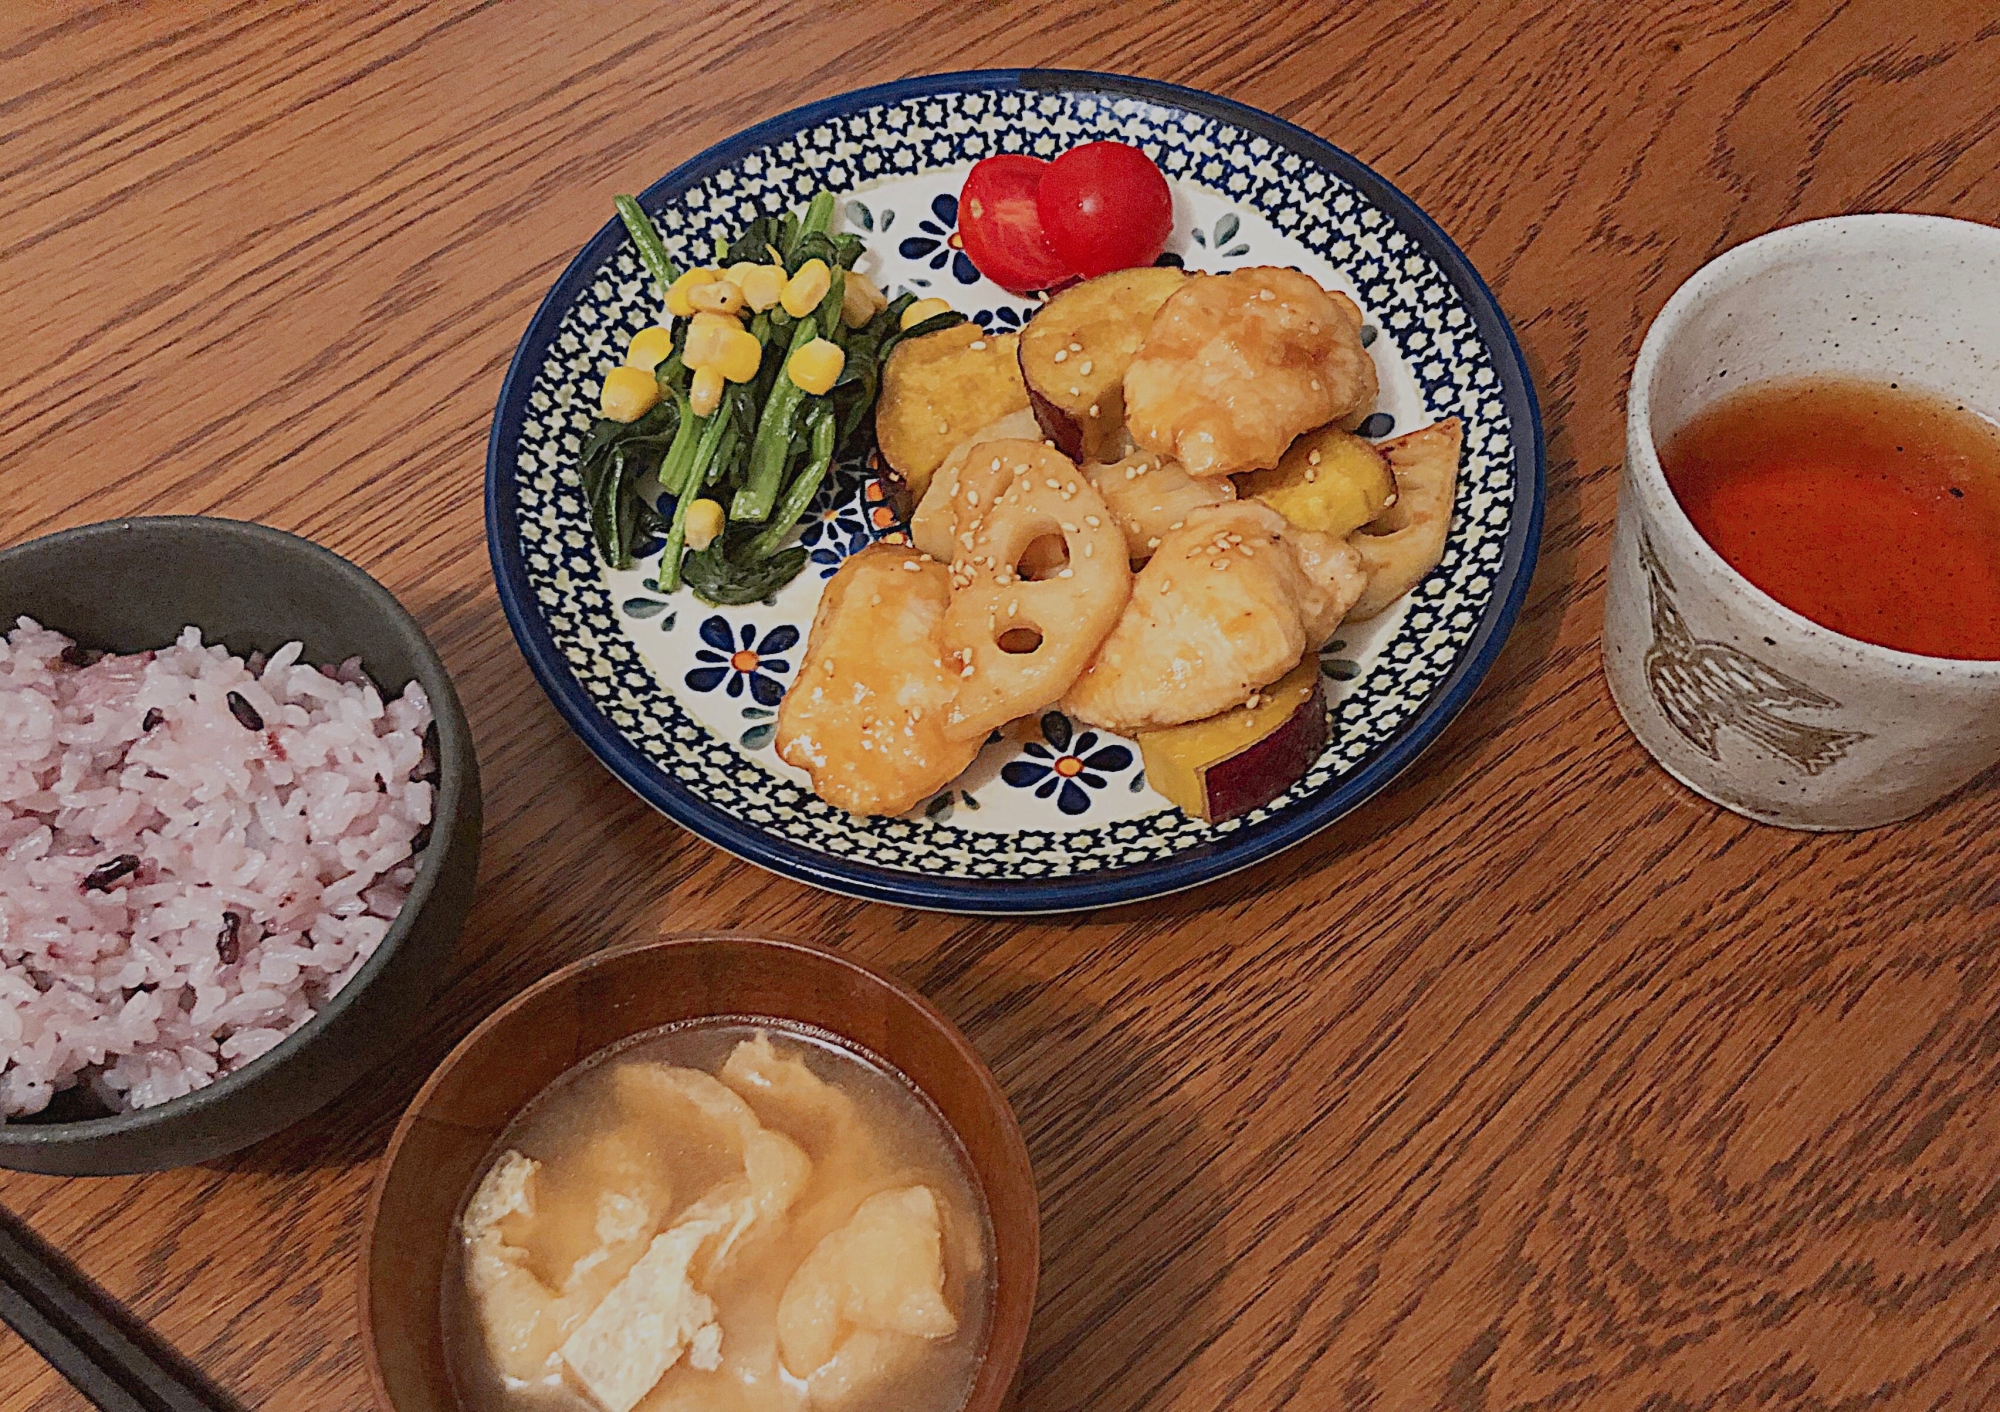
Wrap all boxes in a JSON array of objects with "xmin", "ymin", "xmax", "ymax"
[
  {"xmin": 1066, "ymin": 501, "xmax": 1335, "ymax": 734},
  {"xmin": 1123, "ymin": 268, "xmax": 1379, "ymax": 477},
  {"xmin": 1079, "ymin": 451, "xmax": 1235, "ymax": 563},
  {"xmin": 775, "ymin": 544, "xmax": 982, "ymax": 816}
]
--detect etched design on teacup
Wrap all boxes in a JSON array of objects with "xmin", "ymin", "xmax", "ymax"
[{"xmin": 1640, "ymin": 532, "xmax": 1869, "ymax": 776}]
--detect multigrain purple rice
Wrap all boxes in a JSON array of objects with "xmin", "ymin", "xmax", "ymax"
[{"xmin": 0, "ymin": 619, "xmax": 434, "ymax": 1116}]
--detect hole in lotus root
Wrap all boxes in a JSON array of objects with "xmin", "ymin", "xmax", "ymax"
[
  {"xmin": 996, "ymin": 626, "xmax": 1044, "ymax": 654},
  {"xmin": 1016, "ymin": 535, "xmax": 1069, "ymax": 580}
]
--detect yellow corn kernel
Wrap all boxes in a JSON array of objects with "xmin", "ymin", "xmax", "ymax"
[
  {"xmin": 665, "ymin": 267, "xmax": 721, "ymax": 318},
  {"xmin": 682, "ymin": 312, "xmax": 741, "ymax": 370},
  {"xmin": 689, "ymin": 279, "xmax": 745, "ymax": 316},
  {"xmin": 739, "ymin": 263, "xmax": 787, "ymax": 313},
  {"xmin": 714, "ymin": 327, "xmax": 765, "ymax": 384},
  {"xmin": 599, "ymin": 365, "xmax": 659, "ymax": 422},
  {"xmin": 781, "ymin": 258, "xmax": 832, "ymax": 318},
  {"xmin": 900, "ymin": 297, "xmax": 952, "ymax": 331},
  {"xmin": 689, "ymin": 365, "xmax": 724, "ymax": 418},
  {"xmin": 840, "ymin": 271, "xmax": 888, "ymax": 329},
  {"xmin": 624, "ymin": 326, "xmax": 675, "ymax": 372},
  {"xmin": 786, "ymin": 338, "xmax": 846, "ymax": 396},
  {"xmin": 724, "ymin": 261, "xmax": 762, "ymax": 288},
  {"xmin": 684, "ymin": 498, "xmax": 726, "ymax": 552}
]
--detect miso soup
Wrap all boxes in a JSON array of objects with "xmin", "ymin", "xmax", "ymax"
[{"xmin": 441, "ymin": 1019, "xmax": 995, "ymax": 1412}]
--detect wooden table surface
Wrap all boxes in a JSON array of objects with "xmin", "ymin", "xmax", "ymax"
[{"xmin": 7, "ymin": 3, "xmax": 2000, "ymax": 1409}]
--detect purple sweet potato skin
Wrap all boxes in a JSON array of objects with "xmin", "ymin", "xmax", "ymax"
[
  {"xmin": 1021, "ymin": 357, "xmax": 1087, "ymax": 461},
  {"xmin": 1196, "ymin": 673, "xmax": 1330, "ymax": 822}
]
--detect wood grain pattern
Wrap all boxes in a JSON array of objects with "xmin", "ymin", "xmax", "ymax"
[{"xmin": 5, "ymin": 2, "xmax": 1999, "ymax": 1408}]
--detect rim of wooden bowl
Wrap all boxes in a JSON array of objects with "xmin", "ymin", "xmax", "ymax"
[{"xmin": 359, "ymin": 931, "xmax": 1038, "ymax": 1412}]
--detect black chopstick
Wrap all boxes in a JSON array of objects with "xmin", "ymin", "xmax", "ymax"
[{"xmin": 0, "ymin": 1204, "xmax": 243, "ymax": 1412}]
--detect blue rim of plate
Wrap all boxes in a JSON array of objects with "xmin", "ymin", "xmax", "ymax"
[{"xmin": 487, "ymin": 68, "xmax": 1545, "ymax": 915}]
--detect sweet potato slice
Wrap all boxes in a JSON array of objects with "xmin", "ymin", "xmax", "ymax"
[
  {"xmin": 1346, "ymin": 418, "xmax": 1462, "ymax": 621},
  {"xmin": 1138, "ymin": 658, "xmax": 1327, "ymax": 823},
  {"xmin": 875, "ymin": 325, "xmax": 1029, "ymax": 501},
  {"xmin": 1236, "ymin": 426, "xmax": 1395, "ymax": 538},
  {"xmin": 1018, "ymin": 266, "xmax": 1186, "ymax": 461}
]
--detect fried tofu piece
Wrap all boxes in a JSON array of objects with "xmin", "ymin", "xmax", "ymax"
[
  {"xmin": 558, "ymin": 1188, "xmax": 745, "ymax": 1412},
  {"xmin": 776, "ymin": 1185, "xmax": 958, "ymax": 1403},
  {"xmin": 1123, "ymin": 268, "xmax": 1379, "ymax": 477}
]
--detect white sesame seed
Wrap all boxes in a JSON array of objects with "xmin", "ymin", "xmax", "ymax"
[
  {"xmin": 966, "ymin": 489, "xmax": 979, "ymax": 507},
  {"xmin": 1061, "ymin": 522, "xmax": 1077, "ymax": 533},
  {"xmin": 1159, "ymin": 579, "xmax": 1172, "ymax": 593},
  {"xmin": 1087, "ymin": 403, "xmax": 1100, "ymax": 417},
  {"xmin": 990, "ymin": 457, "xmax": 1002, "ymax": 471},
  {"xmin": 1079, "ymin": 360, "xmax": 1093, "ymax": 375},
  {"xmin": 1083, "ymin": 543, "xmax": 1094, "ymax": 558},
  {"xmin": 1084, "ymin": 515, "xmax": 1100, "ymax": 527},
  {"xmin": 1068, "ymin": 341, "xmax": 1082, "ymax": 352},
  {"xmin": 937, "ymin": 422, "xmax": 950, "ymax": 435},
  {"xmin": 1147, "ymin": 536, "xmax": 1161, "ymax": 549},
  {"xmin": 1308, "ymin": 449, "xmax": 1322, "ymax": 465},
  {"xmin": 823, "ymin": 658, "xmax": 836, "ymax": 674},
  {"xmin": 1057, "ymin": 567, "xmax": 1074, "ymax": 578},
  {"xmin": 904, "ymin": 561, "xmax": 921, "ymax": 571},
  {"xmin": 1068, "ymin": 386, "xmax": 1081, "ymax": 396},
  {"xmin": 1258, "ymin": 288, "xmax": 1274, "ymax": 301},
  {"xmin": 1168, "ymin": 520, "xmax": 1184, "ymax": 530},
  {"xmin": 1053, "ymin": 349, "xmax": 1069, "ymax": 363},
  {"xmin": 969, "ymin": 340, "xmax": 987, "ymax": 351}
]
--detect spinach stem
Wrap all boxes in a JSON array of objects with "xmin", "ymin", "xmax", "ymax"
[
  {"xmin": 750, "ymin": 407, "xmax": 838, "ymax": 559},
  {"xmin": 731, "ymin": 317, "xmax": 819, "ymax": 522},
  {"xmin": 615, "ymin": 197, "xmax": 681, "ymax": 301},
  {"xmin": 655, "ymin": 384, "xmax": 701, "ymax": 498}
]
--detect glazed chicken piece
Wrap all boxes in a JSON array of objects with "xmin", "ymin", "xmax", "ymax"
[
  {"xmin": 775, "ymin": 545, "xmax": 981, "ymax": 816},
  {"xmin": 1064, "ymin": 501, "xmax": 1365, "ymax": 734},
  {"xmin": 1122, "ymin": 267, "xmax": 1379, "ymax": 477},
  {"xmin": 1079, "ymin": 451, "xmax": 1235, "ymax": 563}
]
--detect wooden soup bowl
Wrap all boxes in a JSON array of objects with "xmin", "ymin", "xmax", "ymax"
[{"xmin": 361, "ymin": 932, "xmax": 1038, "ymax": 1412}]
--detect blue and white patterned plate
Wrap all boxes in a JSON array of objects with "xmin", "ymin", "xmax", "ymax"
[{"xmin": 486, "ymin": 70, "xmax": 1543, "ymax": 914}]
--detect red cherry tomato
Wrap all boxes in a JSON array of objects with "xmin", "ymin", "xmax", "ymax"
[
  {"xmin": 1036, "ymin": 141, "xmax": 1174, "ymax": 279},
  {"xmin": 957, "ymin": 154, "xmax": 1075, "ymax": 295}
]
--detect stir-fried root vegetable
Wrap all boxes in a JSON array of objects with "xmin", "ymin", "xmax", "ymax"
[
  {"xmin": 1137, "ymin": 658, "xmax": 1328, "ymax": 823},
  {"xmin": 1346, "ymin": 418, "xmax": 1462, "ymax": 620},
  {"xmin": 875, "ymin": 326, "xmax": 1030, "ymax": 501},
  {"xmin": 576, "ymin": 191, "xmax": 968, "ymax": 603},
  {"xmin": 1018, "ymin": 266, "xmax": 1186, "ymax": 461},
  {"xmin": 1237, "ymin": 427, "xmax": 1395, "ymax": 539}
]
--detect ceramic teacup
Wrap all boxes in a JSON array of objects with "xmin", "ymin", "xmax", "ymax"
[{"xmin": 1603, "ymin": 214, "xmax": 2000, "ymax": 829}]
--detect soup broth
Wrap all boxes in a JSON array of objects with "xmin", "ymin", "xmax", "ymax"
[
  {"xmin": 1659, "ymin": 376, "xmax": 2000, "ymax": 659},
  {"xmin": 442, "ymin": 1019, "xmax": 995, "ymax": 1412}
]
